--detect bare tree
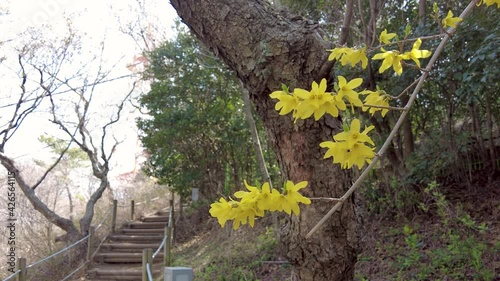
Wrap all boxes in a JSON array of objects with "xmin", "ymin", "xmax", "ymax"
[
  {"xmin": 0, "ymin": 24, "xmax": 137, "ymax": 243},
  {"xmin": 47, "ymin": 77, "xmax": 135, "ymax": 236}
]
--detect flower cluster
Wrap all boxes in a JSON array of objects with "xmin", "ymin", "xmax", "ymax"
[
  {"xmin": 320, "ymin": 119, "xmax": 376, "ymax": 169},
  {"xmin": 361, "ymin": 89, "xmax": 390, "ymax": 117},
  {"xmin": 270, "ymin": 77, "xmax": 390, "ymax": 121},
  {"xmin": 209, "ymin": 180, "xmax": 311, "ymax": 230},
  {"xmin": 328, "ymin": 36, "xmax": 432, "ymax": 76},
  {"xmin": 478, "ymin": 0, "xmax": 500, "ymax": 8},
  {"xmin": 328, "ymin": 46, "xmax": 368, "ymax": 69},
  {"xmin": 372, "ymin": 38, "xmax": 431, "ymax": 75}
]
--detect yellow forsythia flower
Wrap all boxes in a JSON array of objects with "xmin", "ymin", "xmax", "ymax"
[
  {"xmin": 320, "ymin": 118, "xmax": 376, "ymax": 169},
  {"xmin": 270, "ymin": 90, "xmax": 298, "ymax": 116},
  {"xmin": 373, "ymin": 38, "xmax": 431, "ymax": 75},
  {"xmin": 333, "ymin": 119, "xmax": 375, "ymax": 148},
  {"xmin": 234, "ymin": 180, "xmax": 261, "ymax": 203},
  {"xmin": 360, "ymin": 90, "xmax": 390, "ymax": 117},
  {"xmin": 209, "ymin": 198, "xmax": 236, "ymax": 228},
  {"xmin": 372, "ymin": 49, "xmax": 405, "ymax": 75},
  {"xmin": 401, "ymin": 38, "xmax": 432, "ymax": 68},
  {"xmin": 232, "ymin": 201, "xmax": 264, "ymax": 229},
  {"xmin": 337, "ymin": 76, "xmax": 363, "ymax": 107},
  {"xmin": 209, "ymin": 180, "xmax": 311, "ymax": 230},
  {"xmin": 328, "ymin": 47, "xmax": 368, "ymax": 69},
  {"xmin": 379, "ymin": 29, "xmax": 396, "ymax": 45},
  {"xmin": 328, "ymin": 47, "xmax": 350, "ymax": 61},
  {"xmin": 478, "ymin": 0, "xmax": 500, "ymax": 8},
  {"xmin": 442, "ymin": 10, "xmax": 462, "ymax": 28},
  {"xmin": 283, "ymin": 181, "xmax": 311, "ymax": 216},
  {"xmin": 294, "ymin": 78, "xmax": 334, "ymax": 120}
]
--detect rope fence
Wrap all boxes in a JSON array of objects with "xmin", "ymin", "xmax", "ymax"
[{"xmin": 143, "ymin": 204, "xmax": 175, "ymax": 281}]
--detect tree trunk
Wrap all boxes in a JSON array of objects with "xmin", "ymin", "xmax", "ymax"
[
  {"xmin": 65, "ymin": 184, "xmax": 74, "ymax": 222},
  {"xmin": 0, "ymin": 154, "xmax": 81, "ymax": 242},
  {"xmin": 171, "ymin": 1, "xmax": 359, "ymax": 280},
  {"xmin": 79, "ymin": 177, "xmax": 109, "ymax": 234},
  {"xmin": 418, "ymin": 0, "xmax": 426, "ymax": 27}
]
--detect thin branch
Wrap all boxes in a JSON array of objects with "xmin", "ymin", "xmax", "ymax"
[
  {"xmin": 347, "ymin": 103, "xmax": 407, "ymax": 111},
  {"xmin": 306, "ymin": 0, "xmax": 479, "ymax": 239},
  {"xmin": 1, "ymin": 56, "xmax": 49, "ymax": 151},
  {"xmin": 32, "ymin": 134, "xmax": 77, "ymax": 191},
  {"xmin": 100, "ymin": 81, "xmax": 136, "ymax": 163},
  {"xmin": 371, "ymin": 34, "xmax": 444, "ymax": 51},
  {"xmin": 309, "ymin": 197, "xmax": 342, "ymax": 202},
  {"xmin": 0, "ymin": 74, "xmax": 135, "ymax": 110},
  {"xmin": 392, "ymin": 78, "xmax": 420, "ymax": 99}
]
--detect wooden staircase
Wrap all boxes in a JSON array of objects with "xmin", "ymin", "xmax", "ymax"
[{"xmin": 83, "ymin": 210, "xmax": 170, "ymax": 281}]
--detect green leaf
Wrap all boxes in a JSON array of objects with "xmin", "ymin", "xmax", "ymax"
[
  {"xmin": 404, "ymin": 24, "xmax": 412, "ymax": 37},
  {"xmin": 281, "ymin": 83, "xmax": 289, "ymax": 94}
]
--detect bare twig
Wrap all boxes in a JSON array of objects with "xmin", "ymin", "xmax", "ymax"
[{"xmin": 309, "ymin": 197, "xmax": 342, "ymax": 202}]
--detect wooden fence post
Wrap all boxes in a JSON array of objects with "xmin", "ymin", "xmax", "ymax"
[
  {"xmin": 111, "ymin": 199, "xmax": 117, "ymax": 233},
  {"xmin": 17, "ymin": 257, "xmax": 26, "ymax": 281},
  {"xmin": 87, "ymin": 226, "xmax": 95, "ymax": 268},
  {"xmin": 164, "ymin": 226, "xmax": 173, "ymax": 267},
  {"xmin": 131, "ymin": 199, "xmax": 135, "ymax": 221},
  {"xmin": 142, "ymin": 248, "xmax": 153, "ymax": 281},
  {"xmin": 170, "ymin": 200, "xmax": 175, "ymax": 243}
]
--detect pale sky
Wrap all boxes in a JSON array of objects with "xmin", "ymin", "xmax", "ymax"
[{"xmin": 0, "ymin": 0, "xmax": 179, "ymax": 178}]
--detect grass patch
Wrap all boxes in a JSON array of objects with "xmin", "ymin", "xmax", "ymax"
[{"xmin": 173, "ymin": 219, "xmax": 290, "ymax": 281}]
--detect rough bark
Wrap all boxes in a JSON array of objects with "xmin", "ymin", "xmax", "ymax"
[
  {"xmin": 79, "ymin": 177, "xmax": 109, "ymax": 233},
  {"xmin": 170, "ymin": 1, "xmax": 359, "ymax": 280}
]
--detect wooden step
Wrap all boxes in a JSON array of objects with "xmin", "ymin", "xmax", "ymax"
[
  {"xmin": 155, "ymin": 210, "xmax": 170, "ymax": 216},
  {"xmin": 108, "ymin": 234, "xmax": 163, "ymax": 243},
  {"xmin": 87, "ymin": 264, "xmax": 162, "ymax": 280},
  {"xmin": 125, "ymin": 221, "xmax": 167, "ymax": 229},
  {"xmin": 84, "ymin": 211, "xmax": 168, "ymax": 281},
  {"xmin": 120, "ymin": 228, "xmax": 165, "ymax": 235},
  {"xmin": 84, "ymin": 276, "xmax": 142, "ymax": 281},
  {"xmin": 141, "ymin": 215, "xmax": 169, "ymax": 222},
  {"xmin": 93, "ymin": 252, "xmax": 164, "ymax": 263},
  {"xmin": 100, "ymin": 242, "xmax": 161, "ymax": 252}
]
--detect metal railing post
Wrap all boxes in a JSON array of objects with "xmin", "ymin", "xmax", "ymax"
[
  {"xmin": 17, "ymin": 257, "xmax": 26, "ymax": 281},
  {"xmin": 111, "ymin": 199, "xmax": 117, "ymax": 232},
  {"xmin": 131, "ymin": 199, "xmax": 135, "ymax": 221},
  {"xmin": 142, "ymin": 248, "xmax": 152, "ymax": 281},
  {"xmin": 86, "ymin": 226, "xmax": 95, "ymax": 268}
]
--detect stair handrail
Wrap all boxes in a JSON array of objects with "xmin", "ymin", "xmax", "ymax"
[
  {"xmin": 2, "ymin": 270, "xmax": 20, "ymax": 281},
  {"xmin": 144, "ymin": 205, "xmax": 174, "ymax": 281},
  {"xmin": 95, "ymin": 204, "xmax": 115, "ymax": 231},
  {"xmin": 29, "ymin": 234, "xmax": 91, "ymax": 269},
  {"xmin": 1, "ymin": 233, "xmax": 91, "ymax": 281},
  {"xmin": 146, "ymin": 264, "xmax": 155, "ymax": 281},
  {"xmin": 152, "ymin": 206, "xmax": 173, "ymax": 259},
  {"xmin": 1, "ymin": 197, "xmax": 141, "ymax": 281}
]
